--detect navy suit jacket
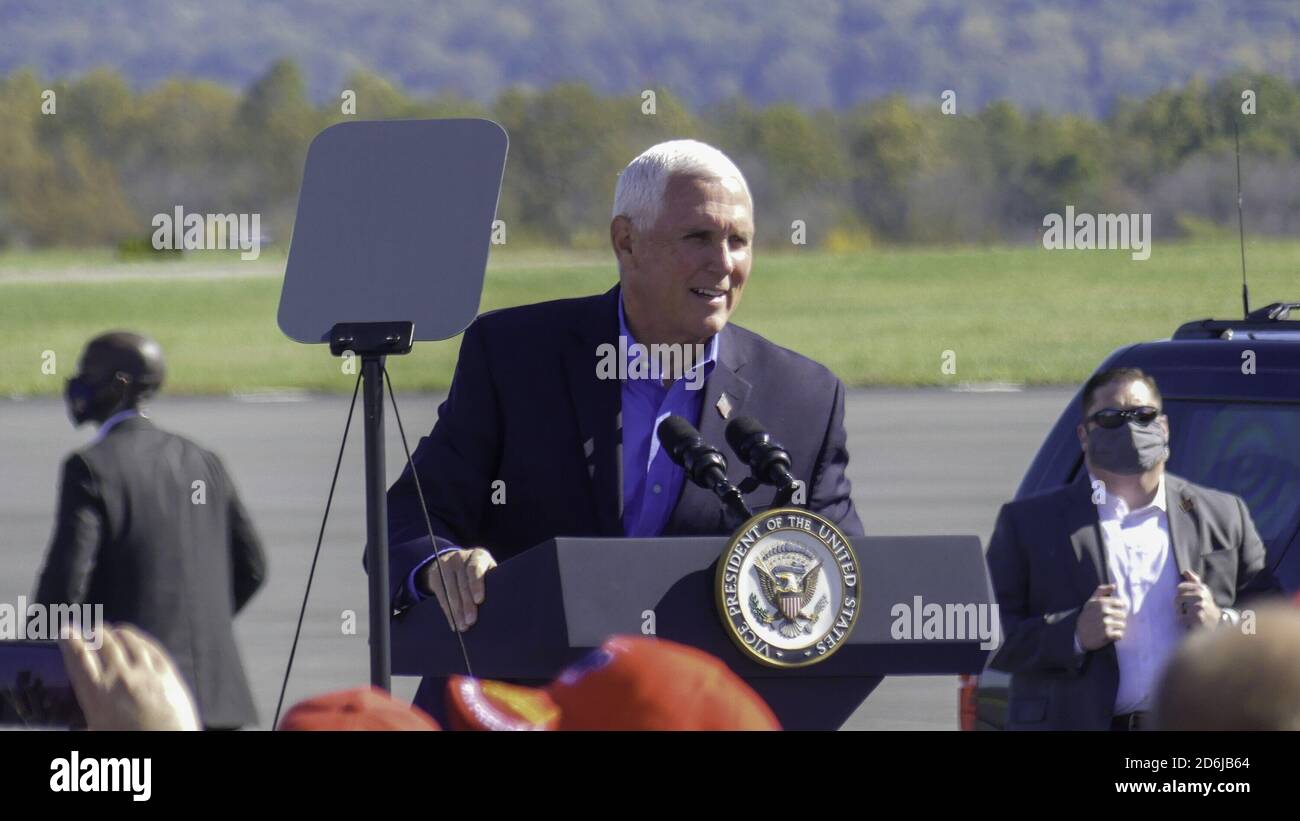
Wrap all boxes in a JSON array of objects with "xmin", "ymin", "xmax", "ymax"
[
  {"xmin": 385, "ymin": 283, "xmax": 863, "ymax": 599},
  {"xmin": 381, "ymin": 284, "xmax": 864, "ymax": 714}
]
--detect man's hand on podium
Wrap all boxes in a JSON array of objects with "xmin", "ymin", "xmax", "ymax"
[{"xmin": 418, "ymin": 548, "xmax": 497, "ymax": 632}]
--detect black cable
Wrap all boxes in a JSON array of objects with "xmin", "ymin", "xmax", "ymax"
[
  {"xmin": 383, "ymin": 365, "xmax": 474, "ymax": 677},
  {"xmin": 272, "ymin": 370, "xmax": 362, "ymax": 730}
]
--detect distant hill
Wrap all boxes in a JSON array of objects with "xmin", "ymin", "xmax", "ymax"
[{"xmin": 2, "ymin": 0, "xmax": 1298, "ymax": 115}]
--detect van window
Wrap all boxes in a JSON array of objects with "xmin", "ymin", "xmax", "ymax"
[{"xmin": 1163, "ymin": 400, "xmax": 1300, "ymax": 553}]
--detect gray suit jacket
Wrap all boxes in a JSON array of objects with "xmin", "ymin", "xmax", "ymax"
[
  {"xmin": 34, "ymin": 416, "xmax": 266, "ymax": 728},
  {"xmin": 985, "ymin": 471, "xmax": 1277, "ymax": 730}
]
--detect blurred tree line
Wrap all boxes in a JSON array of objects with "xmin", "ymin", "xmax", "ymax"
[
  {"xmin": 7, "ymin": 1, "xmax": 1298, "ymax": 117},
  {"xmin": 1, "ymin": 61, "xmax": 1298, "ymax": 251}
]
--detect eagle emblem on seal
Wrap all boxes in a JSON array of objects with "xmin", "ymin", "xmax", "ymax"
[{"xmin": 749, "ymin": 545, "xmax": 829, "ymax": 638}]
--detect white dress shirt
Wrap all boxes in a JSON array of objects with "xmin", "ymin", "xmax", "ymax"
[{"xmin": 1086, "ymin": 472, "xmax": 1184, "ymax": 715}]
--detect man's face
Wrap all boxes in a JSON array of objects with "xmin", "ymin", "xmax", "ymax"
[
  {"xmin": 612, "ymin": 173, "xmax": 754, "ymax": 345},
  {"xmin": 1075, "ymin": 378, "xmax": 1170, "ymax": 456},
  {"xmin": 65, "ymin": 348, "xmax": 126, "ymax": 427}
]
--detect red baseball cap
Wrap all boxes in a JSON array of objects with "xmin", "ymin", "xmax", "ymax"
[
  {"xmin": 278, "ymin": 687, "xmax": 441, "ymax": 731},
  {"xmin": 446, "ymin": 635, "xmax": 780, "ymax": 731}
]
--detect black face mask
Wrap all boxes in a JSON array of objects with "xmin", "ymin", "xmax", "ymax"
[
  {"xmin": 64, "ymin": 375, "xmax": 123, "ymax": 427},
  {"xmin": 1087, "ymin": 421, "xmax": 1169, "ymax": 475}
]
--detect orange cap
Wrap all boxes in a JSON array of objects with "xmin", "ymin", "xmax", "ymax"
[
  {"xmin": 447, "ymin": 636, "xmax": 780, "ymax": 731},
  {"xmin": 278, "ymin": 686, "xmax": 441, "ymax": 731}
]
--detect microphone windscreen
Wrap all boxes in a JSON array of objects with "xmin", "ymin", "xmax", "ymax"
[
  {"xmin": 657, "ymin": 415, "xmax": 701, "ymax": 464},
  {"xmin": 724, "ymin": 416, "xmax": 765, "ymax": 461}
]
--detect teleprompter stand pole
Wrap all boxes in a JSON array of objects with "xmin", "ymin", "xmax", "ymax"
[{"xmin": 330, "ymin": 321, "xmax": 416, "ymax": 691}]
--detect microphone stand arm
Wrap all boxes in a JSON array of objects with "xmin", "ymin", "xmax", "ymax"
[{"xmin": 711, "ymin": 478, "xmax": 754, "ymax": 529}]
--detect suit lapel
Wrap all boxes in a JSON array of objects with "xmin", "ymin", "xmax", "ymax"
[
  {"xmin": 563, "ymin": 285, "xmax": 624, "ymax": 536},
  {"xmin": 1164, "ymin": 474, "xmax": 1200, "ymax": 577},
  {"xmin": 664, "ymin": 325, "xmax": 753, "ymax": 534},
  {"xmin": 1065, "ymin": 474, "xmax": 1111, "ymax": 598}
]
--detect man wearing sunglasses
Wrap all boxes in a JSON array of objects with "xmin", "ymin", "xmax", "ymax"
[{"xmin": 986, "ymin": 367, "xmax": 1277, "ymax": 730}]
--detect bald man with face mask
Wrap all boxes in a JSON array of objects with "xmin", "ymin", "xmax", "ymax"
[{"xmin": 34, "ymin": 331, "xmax": 266, "ymax": 729}]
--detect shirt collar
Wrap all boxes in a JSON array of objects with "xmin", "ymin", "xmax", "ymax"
[
  {"xmin": 616, "ymin": 294, "xmax": 720, "ymax": 384},
  {"xmin": 94, "ymin": 409, "xmax": 141, "ymax": 443},
  {"xmin": 1088, "ymin": 471, "xmax": 1167, "ymax": 520}
]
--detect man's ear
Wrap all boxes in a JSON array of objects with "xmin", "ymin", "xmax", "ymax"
[
  {"xmin": 610, "ymin": 215, "xmax": 636, "ymax": 270},
  {"xmin": 1076, "ymin": 422, "xmax": 1089, "ymax": 451},
  {"xmin": 108, "ymin": 371, "xmax": 135, "ymax": 407}
]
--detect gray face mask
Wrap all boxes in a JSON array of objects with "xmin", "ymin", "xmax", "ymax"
[{"xmin": 1087, "ymin": 421, "xmax": 1169, "ymax": 475}]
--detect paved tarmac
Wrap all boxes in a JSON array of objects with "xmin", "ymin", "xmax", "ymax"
[{"xmin": 0, "ymin": 387, "xmax": 1073, "ymax": 729}]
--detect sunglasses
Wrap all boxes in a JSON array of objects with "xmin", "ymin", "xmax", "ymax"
[{"xmin": 1088, "ymin": 406, "xmax": 1161, "ymax": 429}]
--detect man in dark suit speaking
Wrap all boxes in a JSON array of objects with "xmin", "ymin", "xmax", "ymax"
[
  {"xmin": 34, "ymin": 331, "xmax": 266, "ymax": 729},
  {"xmin": 386, "ymin": 139, "xmax": 864, "ymax": 653}
]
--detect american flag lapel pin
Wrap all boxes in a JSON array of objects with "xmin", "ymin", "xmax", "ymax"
[
  {"xmin": 1180, "ymin": 496, "xmax": 1194, "ymax": 513},
  {"xmin": 715, "ymin": 392, "xmax": 733, "ymax": 419}
]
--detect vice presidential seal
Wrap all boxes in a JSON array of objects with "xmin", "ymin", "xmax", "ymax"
[{"xmin": 715, "ymin": 508, "xmax": 861, "ymax": 668}]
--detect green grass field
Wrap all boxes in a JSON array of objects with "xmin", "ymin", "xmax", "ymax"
[{"xmin": 1, "ymin": 241, "xmax": 1295, "ymax": 395}]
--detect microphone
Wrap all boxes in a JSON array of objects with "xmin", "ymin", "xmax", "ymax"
[
  {"xmin": 656, "ymin": 415, "xmax": 753, "ymax": 527},
  {"xmin": 725, "ymin": 416, "xmax": 801, "ymax": 507}
]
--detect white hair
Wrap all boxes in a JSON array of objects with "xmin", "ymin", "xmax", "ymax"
[{"xmin": 612, "ymin": 139, "xmax": 751, "ymax": 231}]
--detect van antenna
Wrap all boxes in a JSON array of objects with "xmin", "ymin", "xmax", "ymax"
[{"xmin": 1235, "ymin": 119, "xmax": 1250, "ymax": 319}]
